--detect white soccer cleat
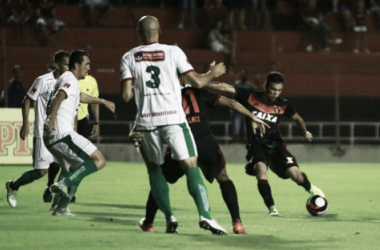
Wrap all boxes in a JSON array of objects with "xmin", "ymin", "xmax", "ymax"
[
  {"xmin": 309, "ymin": 184, "xmax": 325, "ymax": 198},
  {"xmin": 50, "ymin": 182, "xmax": 71, "ymax": 201},
  {"xmin": 269, "ymin": 206, "xmax": 280, "ymax": 216},
  {"xmin": 52, "ymin": 207, "xmax": 75, "ymax": 216},
  {"xmin": 5, "ymin": 180, "xmax": 17, "ymax": 208},
  {"xmin": 199, "ymin": 216, "xmax": 227, "ymax": 235}
]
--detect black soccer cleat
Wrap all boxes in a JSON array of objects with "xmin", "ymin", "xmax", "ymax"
[
  {"xmin": 165, "ymin": 216, "xmax": 178, "ymax": 234},
  {"xmin": 43, "ymin": 186, "xmax": 52, "ymax": 203}
]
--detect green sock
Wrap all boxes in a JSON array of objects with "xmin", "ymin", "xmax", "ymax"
[
  {"xmin": 63, "ymin": 160, "xmax": 97, "ymax": 187},
  {"xmin": 147, "ymin": 166, "xmax": 173, "ymax": 221},
  {"xmin": 11, "ymin": 169, "xmax": 43, "ymax": 190},
  {"xmin": 57, "ymin": 185, "xmax": 77, "ymax": 209},
  {"xmin": 186, "ymin": 167, "xmax": 211, "ymax": 219}
]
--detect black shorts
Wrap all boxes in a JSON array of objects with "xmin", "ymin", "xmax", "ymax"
[
  {"xmin": 161, "ymin": 134, "xmax": 226, "ymax": 184},
  {"xmin": 77, "ymin": 118, "xmax": 90, "ymax": 138},
  {"xmin": 245, "ymin": 144, "xmax": 299, "ymax": 179}
]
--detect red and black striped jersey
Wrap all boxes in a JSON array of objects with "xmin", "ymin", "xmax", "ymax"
[
  {"xmin": 181, "ymin": 87, "xmax": 221, "ymax": 139},
  {"xmin": 234, "ymin": 87, "xmax": 296, "ymax": 147}
]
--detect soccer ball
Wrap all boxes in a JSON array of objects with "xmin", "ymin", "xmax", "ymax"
[{"xmin": 306, "ymin": 195, "xmax": 328, "ymax": 216}]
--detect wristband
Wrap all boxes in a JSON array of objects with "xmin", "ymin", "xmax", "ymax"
[{"xmin": 94, "ymin": 122, "xmax": 100, "ymax": 126}]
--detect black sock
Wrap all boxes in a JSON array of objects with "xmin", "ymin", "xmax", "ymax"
[
  {"xmin": 219, "ymin": 180, "xmax": 241, "ymax": 222},
  {"xmin": 144, "ymin": 191, "xmax": 159, "ymax": 224},
  {"xmin": 257, "ymin": 179, "xmax": 275, "ymax": 209},
  {"xmin": 297, "ymin": 172, "xmax": 312, "ymax": 191},
  {"xmin": 47, "ymin": 163, "xmax": 60, "ymax": 187}
]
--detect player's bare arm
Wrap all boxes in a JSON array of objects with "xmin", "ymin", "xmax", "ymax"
[
  {"xmin": 80, "ymin": 92, "xmax": 115, "ymax": 113},
  {"xmin": 204, "ymin": 81, "xmax": 236, "ymax": 98},
  {"xmin": 292, "ymin": 112, "xmax": 313, "ymax": 142},
  {"xmin": 184, "ymin": 61, "xmax": 226, "ymax": 89},
  {"xmin": 90, "ymin": 103, "xmax": 100, "ymax": 137},
  {"xmin": 121, "ymin": 79, "xmax": 134, "ymax": 102},
  {"xmin": 20, "ymin": 96, "xmax": 32, "ymax": 140},
  {"xmin": 217, "ymin": 95, "xmax": 269, "ymax": 137},
  {"xmin": 45, "ymin": 90, "xmax": 66, "ymax": 131}
]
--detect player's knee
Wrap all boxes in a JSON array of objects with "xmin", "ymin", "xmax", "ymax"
[
  {"xmin": 90, "ymin": 150, "xmax": 106, "ymax": 170},
  {"xmin": 216, "ymin": 169, "xmax": 230, "ymax": 183},
  {"xmin": 37, "ymin": 169, "xmax": 48, "ymax": 176}
]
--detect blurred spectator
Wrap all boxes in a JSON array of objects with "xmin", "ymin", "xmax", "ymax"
[
  {"xmin": 208, "ymin": 19, "xmax": 236, "ymax": 73},
  {"xmin": 35, "ymin": 0, "xmax": 67, "ymax": 45},
  {"xmin": 205, "ymin": 0, "xmax": 229, "ymax": 28},
  {"xmin": 177, "ymin": 0, "xmax": 197, "ymax": 29},
  {"xmin": 368, "ymin": 0, "xmax": 380, "ymax": 32},
  {"xmin": 352, "ymin": 0, "xmax": 370, "ymax": 53},
  {"xmin": 82, "ymin": 0, "xmax": 111, "ymax": 27},
  {"xmin": 333, "ymin": 0, "xmax": 360, "ymax": 31},
  {"xmin": 225, "ymin": 0, "xmax": 248, "ymax": 29},
  {"xmin": 251, "ymin": 0, "xmax": 272, "ymax": 30},
  {"xmin": 301, "ymin": 0, "xmax": 331, "ymax": 53},
  {"xmin": 6, "ymin": 0, "xmax": 34, "ymax": 24},
  {"xmin": 7, "ymin": 65, "xmax": 26, "ymax": 108},
  {"xmin": 272, "ymin": 0, "xmax": 301, "ymax": 30}
]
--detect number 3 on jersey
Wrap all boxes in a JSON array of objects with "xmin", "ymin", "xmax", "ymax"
[{"xmin": 146, "ymin": 65, "xmax": 161, "ymax": 88}]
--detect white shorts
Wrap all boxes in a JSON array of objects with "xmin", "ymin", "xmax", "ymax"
[
  {"xmin": 33, "ymin": 137, "xmax": 56, "ymax": 170},
  {"xmin": 43, "ymin": 131, "xmax": 97, "ymax": 172},
  {"xmin": 140, "ymin": 123, "xmax": 197, "ymax": 165},
  {"xmin": 210, "ymin": 40, "xmax": 224, "ymax": 52}
]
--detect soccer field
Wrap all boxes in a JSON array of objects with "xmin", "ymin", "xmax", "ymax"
[{"xmin": 1, "ymin": 162, "xmax": 379, "ymax": 250}]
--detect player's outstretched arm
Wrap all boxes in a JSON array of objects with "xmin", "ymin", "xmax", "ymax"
[
  {"xmin": 20, "ymin": 96, "xmax": 32, "ymax": 140},
  {"xmin": 90, "ymin": 104, "xmax": 100, "ymax": 137},
  {"xmin": 80, "ymin": 92, "xmax": 115, "ymax": 113},
  {"xmin": 204, "ymin": 81, "xmax": 236, "ymax": 98},
  {"xmin": 184, "ymin": 61, "xmax": 226, "ymax": 88},
  {"xmin": 217, "ymin": 96, "xmax": 269, "ymax": 137},
  {"xmin": 45, "ymin": 90, "xmax": 66, "ymax": 131},
  {"xmin": 121, "ymin": 79, "xmax": 134, "ymax": 102},
  {"xmin": 292, "ymin": 112, "xmax": 313, "ymax": 142}
]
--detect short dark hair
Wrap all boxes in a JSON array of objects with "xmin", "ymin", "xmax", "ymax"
[
  {"xmin": 54, "ymin": 50, "xmax": 70, "ymax": 63},
  {"xmin": 266, "ymin": 71, "xmax": 284, "ymax": 85},
  {"xmin": 69, "ymin": 50, "xmax": 90, "ymax": 69}
]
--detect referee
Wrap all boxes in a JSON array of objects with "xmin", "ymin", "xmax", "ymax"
[{"xmin": 77, "ymin": 74, "xmax": 100, "ymax": 138}]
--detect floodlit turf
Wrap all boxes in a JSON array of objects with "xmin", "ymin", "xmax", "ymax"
[{"xmin": 1, "ymin": 162, "xmax": 379, "ymax": 250}]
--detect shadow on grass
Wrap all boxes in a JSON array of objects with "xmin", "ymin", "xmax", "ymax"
[
  {"xmin": 180, "ymin": 233, "xmax": 333, "ymax": 249},
  {"xmin": 77, "ymin": 202, "xmax": 145, "ymax": 210}
]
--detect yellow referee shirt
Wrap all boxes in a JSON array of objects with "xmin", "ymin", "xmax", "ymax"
[{"xmin": 78, "ymin": 75, "xmax": 99, "ymax": 121}]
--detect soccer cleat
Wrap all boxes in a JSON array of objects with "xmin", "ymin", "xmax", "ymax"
[
  {"xmin": 269, "ymin": 206, "xmax": 279, "ymax": 216},
  {"xmin": 49, "ymin": 205, "xmax": 57, "ymax": 211},
  {"xmin": 70, "ymin": 195, "xmax": 76, "ymax": 203},
  {"xmin": 52, "ymin": 207, "xmax": 75, "ymax": 216},
  {"xmin": 5, "ymin": 181, "xmax": 17, "ymax": 208},
  {"xmin": 309, "ymin": 184, "xmax": 325, "ymax": 198},
  {"xmin": 50, "ymin": 205, "xmax": 71, "ymax": 212},
  {"xmin": 43, "ymin": 186, "xmax": 52, "ymax": 203},
  {"xmin": 50, "ymin": 182, "xmax": 70, "ymax": 201},
  {"xmin": 199, "ymin": 216, "xmax": 227, "ymax": 235},
  {"xmin": 232, "ymin": 219, "xmax": 247, "ymax": 234},
  {"xmin": 139, "ymin": 218, "xmax": 154, "ymax": 232},
  {"xmin": 166, "ymin": 215, "xmax": 178, "ymax": 234}
]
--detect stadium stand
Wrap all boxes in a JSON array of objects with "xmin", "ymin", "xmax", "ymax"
[{"xmin": 2, "ymin": 5, "xmax": 380, "ymax": 143}]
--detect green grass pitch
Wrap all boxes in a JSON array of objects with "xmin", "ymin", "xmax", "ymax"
[{"xmin": 1, "ymin": 162, "xmax": 379, "ymax": 250}]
